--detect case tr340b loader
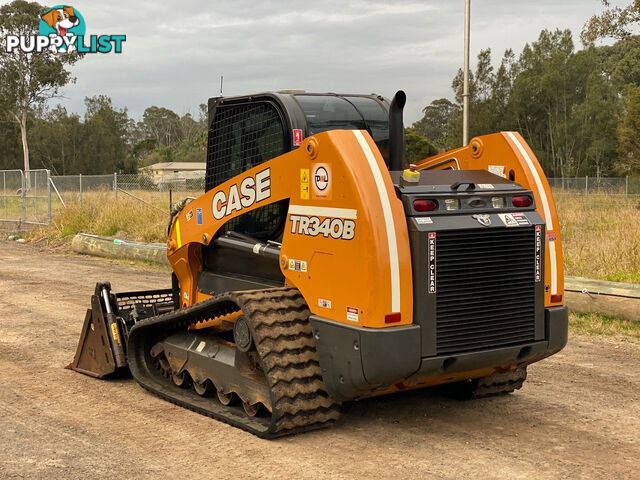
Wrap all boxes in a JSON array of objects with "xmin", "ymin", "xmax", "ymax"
[{"xmin": 69, "ymin": 90, "xmax": 568, "ymax": 438}]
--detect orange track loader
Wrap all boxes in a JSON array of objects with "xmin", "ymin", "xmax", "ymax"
[{"xmin": 69, "ymin": 90, "xmax": 568, "ymax": 437}]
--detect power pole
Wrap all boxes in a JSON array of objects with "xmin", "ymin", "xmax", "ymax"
[{"xmin": 462, "ymin": 0, "xmax": 471, "ymax": 145}]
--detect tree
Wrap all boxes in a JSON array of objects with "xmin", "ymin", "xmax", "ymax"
[
  {"xmin": 0, "ymin": 1, "xmax": 80, "ymax": 185},
  {"xmin": 29, "ymin": 105, "xmax": 82, "ymax": 174},
  {"xmin": 582, "ymin": 0, "xmax": 640, "ymax": 44},
  {"xmin": 141, "ymin": 106, "xmax": 181, "ymax": 148},
  {"xmin": 412, "ymin": 98, "xmax": 458, "ymax": 149},
  {"xmin": 405, "ymin": 128, "xmax": 437, "ymax": 163},
  {"xmin": 79, "ymin": 96, "xmax": 131, "ymax": 173},
  {"xmin": 617, "ymin": 85, "xmax": 640, "ymax": 174}
]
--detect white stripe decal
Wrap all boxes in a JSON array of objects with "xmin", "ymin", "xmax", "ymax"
[
  {"xmin": 353, "ymin": 130, "xmax": 401, "ymax": 312},
  {"xmin": 548, "ymin": 240, "xmax": 558, "ymax": 294},
  {"xmin": 506, "ymin": 132, "xmax": 558, "ymax": 294},
  {"xmin": 288, "ymin": 205, "xmax": 357, "ymax": 219}
]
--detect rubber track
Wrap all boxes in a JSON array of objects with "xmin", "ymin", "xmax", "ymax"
[
  {"xmin": 127, "ymin": 287, "xmax": 340, "ymax": 438},
  {"xmin": 469, "ymin": 367, "xmax": 527, "ymax": 398}
]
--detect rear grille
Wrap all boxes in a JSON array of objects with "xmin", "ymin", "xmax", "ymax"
[{"xmin": 435, "ymin": 227, "xmax": 536, "ymax": 355}]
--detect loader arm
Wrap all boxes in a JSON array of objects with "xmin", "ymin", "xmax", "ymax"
[
  {"xmin": 413, "ymin": 132, "xmax": 564, "ymax": 308},
  {"xmin": 167, "ymin": 129, "xmax": 414, "ymax": 328}
]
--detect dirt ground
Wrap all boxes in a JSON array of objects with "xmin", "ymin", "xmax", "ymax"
[{"xmin": 0, "ymin": 241, "xmax": 638, "ymax": 480}]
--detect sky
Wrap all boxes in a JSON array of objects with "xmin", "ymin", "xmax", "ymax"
[{"xmin": 3, "ymin": 0, "xmax": 620, "ymax": 124}]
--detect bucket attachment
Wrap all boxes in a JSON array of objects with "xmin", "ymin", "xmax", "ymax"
[
  {"xmin": 68, "ymin": 283, "xmax": 176, "ymax": 378},
  {"xmin": 67, "ymin": 282, "xmax": 127, "ymax": 378}
]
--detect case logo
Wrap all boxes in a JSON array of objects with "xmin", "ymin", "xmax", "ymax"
[
  {"xmin": 473, "ymin": 214, "xmax": 491, "ymax": 226},
  {"xmin": 211, "ymin": 168, "xmax": 271, "ymax": 220}
]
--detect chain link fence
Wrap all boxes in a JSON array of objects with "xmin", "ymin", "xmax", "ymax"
[
  {"xmin": 0, "ymin": 169, "xmax": 51, "ymax": 225},
  {"xmin": 1, "ymin": 170, "xmax": 639, "ymax": 226},
  {"xmin": 548, "ymin": 176, "xmax": 640, "ymax": 206}
]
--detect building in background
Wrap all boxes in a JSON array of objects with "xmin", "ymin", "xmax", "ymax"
[{"xmin": 139, "ymin": 162, "xmax": 206, "ymax": 178}]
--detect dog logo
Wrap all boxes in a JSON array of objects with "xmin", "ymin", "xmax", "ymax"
[
  {"xmin": 39, "ymin": 6, "xmax": 85, "ymax": 53},
  {"xmin": 473, "ymin": 214, "xmax": 492, "ymax": 226}
]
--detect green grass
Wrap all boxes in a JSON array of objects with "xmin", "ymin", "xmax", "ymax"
[
  {"xmin": 604, "ymin": 271, "xmax": 640, "ymax": 284},
  {"xmin": 569, "ymin": 311, "xmax": 640, "ymax": 341}
]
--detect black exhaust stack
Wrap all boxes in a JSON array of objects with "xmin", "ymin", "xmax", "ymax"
[{"xmin": 389, "ymin": 90, "xmax": 407, "ymax": 171}]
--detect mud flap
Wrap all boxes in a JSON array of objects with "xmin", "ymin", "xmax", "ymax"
[{"xmin": 67, "ymin": 283, "xmax": 127, "ymax": 378}]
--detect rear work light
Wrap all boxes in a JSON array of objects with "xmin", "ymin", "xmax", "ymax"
[
  {"xmin": 511, "ymin": 195, "xmax": 533, "ymax": 207},
  {"xmin": 491, "ymin": 197, "xmax": 505, "ymax": 208},
  {"xmin": 414, "ymin": 199, "xmax": 438, "ymax": 212},
  {"xmin": 385, "ymin": 313, "xmax": 401, "ymax": 324}
]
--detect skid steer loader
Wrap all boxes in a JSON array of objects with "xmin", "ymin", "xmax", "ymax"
[{"xmin": 69, "ymin": 90, "xmax": 568, "ymax": 437}]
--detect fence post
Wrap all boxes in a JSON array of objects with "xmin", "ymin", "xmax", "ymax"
[
  {"xmin": 20, "ymin": 171, "xmax": 26, "ymax": 223},
  {"xmin": 3, "ymin": 171, "xmax": 6, "ymax": 221},
  {"xmin": 79, "ymin": 173, "xmax": 83, "ymax": 205},
  {"xmin": 625, "ymin": 176, "xmax": 629, "ymax": 197},
  {"xmin": 47, "ymin": 170, "xmax": 52, "ymax": 223},
  {"xmin": 114, "ymin": 172, "xmax": 118, "ymax": 199},
  {"xmin": 585, "ymin": 176, "xmax": 588, "ymax": 204}
]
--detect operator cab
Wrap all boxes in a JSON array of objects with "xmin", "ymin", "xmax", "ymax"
[{"xmin": 205, "ymin": 91, "xmax": 397, "ymax": 240}]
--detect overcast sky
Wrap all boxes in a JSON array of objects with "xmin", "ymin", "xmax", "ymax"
[{"xmin": 5, "ymin": 0, "xmax": 619, "ymax": 124}]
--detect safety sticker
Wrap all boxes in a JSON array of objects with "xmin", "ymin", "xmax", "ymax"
[
  {"xmin": 300, "ymin": 168, "xmax": 310, "ymax": 200},
  {"xmin": 318, "ymin": 298, "xmax": 332, "ymax": 309},
  {"xmin": 488, "ymin": 165, "xmax": 506, "ymax": 178},
  {"xmin": 196, "ymin": 207, "xmax": 203, "ymax": 225},
  {"xmin": 312, "ymin": 163, "xmax": 332, "ymax": 199},
  {"xmin": 111, "ymin": 323, "xmax": 121, "ymax": 346},
  {"xmin": 427, "ymin": 232, "xmax": 436, "ymax": 294},
  {"xmin": 499, "ymin": 212, "xmax": 530, "ymax": 227},
  {"xmin": 477, "ymin": 183, "xmax": 495, "ymax": 189},
  {"xmin": 196, "ymin": 341, "xmax": 206, "ymax": 353},
  {"xmin": 186, "ymin": 210, "xmax": 193, "ymax": 222},
  {"xmin": 293, "ymin": 129, "xmax": 303, "ymax": 146},
  {"xmin": 346, "ymin": 306, "xmax": 359, "ymax": 322},
  {"xmin": 288, "ymin": 259, "xmax": 308, "ymax": 272},
  {"xmin": 546, "ymin": 231, "xmax": 556, "ymax": 242},
  {"xmin": 416, "ymin": 217, "xmax": 433, "ymax": 224},
  {"xmin": 535, "ymin": 225, "xmax": 542, "ymax": 282}
]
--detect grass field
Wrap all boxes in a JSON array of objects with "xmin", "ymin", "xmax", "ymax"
[
  {"xmin": 569, "ymin": 311, "xmax": 640, "ymax": 341},
  {"xmin": 554, "ymin": 193, "xmax": 640, "ymax": 284}
]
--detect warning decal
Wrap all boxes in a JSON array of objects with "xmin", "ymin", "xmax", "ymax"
[
  {"xmin": 427, "ymin": 232, "xmax": 436, "ymax": 294},
  {"xmin": 293, "ymin": 129, "xmax": 303, "ymax": 146},
  {"xmin": 535, "ymin": 225, "xmax": 542, "ymax": 282},
  {"xmin": 288, "ymin": 258, "xmax": 308, "ymax": 272},
  {"xmin": 488, "ymin": 165, "xmax": 506, "ymax": 178},
  {"xmin": 499, "ymin": 212, "xmax": 530, "ymax": 227},
  {"xmin": 318, "ymin": 298, "xmax": 332, "ymax": 309},
  {"xmin": 300, "ymin": 168, "xmax": 309, "ymax": 200}
]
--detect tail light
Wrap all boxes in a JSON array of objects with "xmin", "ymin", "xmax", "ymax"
[
  {"xmin": 550, "ymin": 294, "xmax": 563, "ymax": 303},
  {"xmin": 385, "ymin": 313, "xmax": 401, "ymax": 324},
  {"xmin": 414, "ymin": 199, "xmax": 438, "ymax": 212},
  {"xmin": 511, "ymin": 195, "xmax": 533, "ymax": 207}
]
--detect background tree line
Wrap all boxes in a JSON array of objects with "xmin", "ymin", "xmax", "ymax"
[
  {"xmin": 0, "ymin": 97, "xmax": 208, "ymax": 174},
  {"xmin": 413, "ymin": 15, "xmax": 640, "ymax": 176}
]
